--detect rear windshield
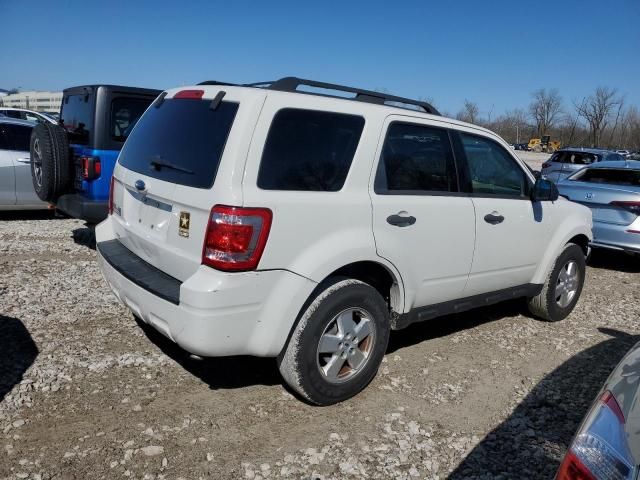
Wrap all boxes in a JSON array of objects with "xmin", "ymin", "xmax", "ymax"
[
  {"xmin": 117, "ymin": 99, "xmax": 239, "ymax": 189},
  {"xmin": 571, "ymin": 168, "xmax": 640, "ymax": 187},
  {"xmin": 110, "ymin": 97, "xmax": 155, "ymax": 142},
  {"xmin": 61, "ymin": 94, "xmax": 95, "ymax": 145}
]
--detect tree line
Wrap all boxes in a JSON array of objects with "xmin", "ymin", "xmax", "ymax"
[{"xmin": 450, "ymin": 87, "xmax": 639, "ymax": 150}]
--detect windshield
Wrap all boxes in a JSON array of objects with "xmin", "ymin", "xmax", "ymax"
[{"xmin": 117, "ymin": 98, "xmax": 239, "ymax": 189}]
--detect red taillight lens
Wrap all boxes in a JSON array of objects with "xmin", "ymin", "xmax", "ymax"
[
  {"xmin": 202, "ymin": 205, "xmax": 272, "ymax": 272},
  {"xmin": 81, "ymin": 156, "xmax": 101, "ymax": 180},
  {"xmin": 174, "ymin": 89, "xmax": 204, "ymax": 99},
  {"xmin": 556, "ymin": 391, "xmax": 634, "ymax": 480},
  {"xmin": 610, "ymin": 201, "xmax": 640, "ymax": 216},
  {"xmin": 108, "ymin": 176, "xmax": 115, "ymax": 215}
]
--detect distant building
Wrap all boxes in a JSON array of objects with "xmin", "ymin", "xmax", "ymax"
[{"xmin": 0, "ymin": 90, "xmax": 63, "ymax": 112}]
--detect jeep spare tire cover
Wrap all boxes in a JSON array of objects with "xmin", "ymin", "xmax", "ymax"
[{"xmin": 30, "ymin": 123, "xmax": 72, "ymax": 202}]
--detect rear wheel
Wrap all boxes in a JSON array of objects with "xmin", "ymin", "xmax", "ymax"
[
  {"xmin": 528, "ymin": 243, "xmax": 586, "ymax": 321},
  {"xmin": 278, "ymin": 278, "xmax": 390, "ymax": 405}
]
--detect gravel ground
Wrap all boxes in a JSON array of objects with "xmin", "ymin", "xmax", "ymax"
[{"xmin": 1, "ymin": 206, "xmax": 638, "ymax": 480}]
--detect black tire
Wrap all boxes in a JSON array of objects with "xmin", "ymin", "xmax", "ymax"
[
  {"xmin": 527, "ymin": 243, "xmax": 586, "ymax": 321},
  {"xmin": 278, "ymin": 278, "xmax": 390, "ymax": 405},
  {"xmin": 30, "ymin": 123, "xmax": 71, "ymax": 202}
]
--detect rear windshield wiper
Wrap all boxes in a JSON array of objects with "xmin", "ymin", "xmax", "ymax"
[{"xmin": 149, "ymin": 157, "xmax": 194, "ymax": 175}]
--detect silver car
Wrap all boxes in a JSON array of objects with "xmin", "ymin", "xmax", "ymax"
[
  {"xmin": 542, "ymin": 148, "xmax": 625, "ymax": 183},
  {"xmin": 557, "ymin": 160, "xmax": 640, "ymax": 254},
  {"xmin": 0, "ymin": 118, "xmax": 49, "ymax": 210},
  {"xmin": 556, "ymin": 339, "xmax": 640, "ymax": 479}
]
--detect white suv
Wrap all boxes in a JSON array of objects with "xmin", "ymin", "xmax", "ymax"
[{"xmin": 96, "ymin": 77, "xmax": 592, "ymax": 405}]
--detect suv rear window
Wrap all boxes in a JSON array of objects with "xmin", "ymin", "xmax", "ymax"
[
  {"xmin": 61, "ymin": 94, "xmax": 94, "ymax": 145},
  {"xmin": 257, "ymin": 109, "xmax": 364, "ymax": 191},
  {"xmin": 117, "ymin": 99, "xmax": 238, "ymax": 189},
  {"xmin": 110, "ymin": 97, "xmax": 154, "ymax": 142},
  {"xmin": 572, "ymin": 168, "xmax": 640, "ymax": 186}
]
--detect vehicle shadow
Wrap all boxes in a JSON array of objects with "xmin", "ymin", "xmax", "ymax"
[
  {"xmin": 388, "ymin": 299, "xmax": 526, "ymax": 354},
  {"xmin": 133, "ymin": 316, "xmax": 281, "ymax": 390},
  {"xmin": 0, "ymin": 210, "xmax": 56, "ymax": 221},
  {"xmin": 588, "ymin": 249, "xmax": 640, "ymax": 273},
  {"xmin": 72, "ymin": 226, "xmax": 96, "ymax": 250},
  {"xmin": 0, "ymin": 315, "xmax": 38, "ymax": 403},
  {"xmin": 448, "ymin": 327, "xmax": 639, "ymax": 479}
]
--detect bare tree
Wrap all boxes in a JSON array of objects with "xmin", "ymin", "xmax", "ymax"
[
  {"xmin": 575, "ymin": 87, "xmax": 623, "ymax": 147},
  {"xmin": 529, "ymin": 88, "xmax": 563, "ymax": 137},
  {"xmin": 456, "ymin": 99, "xmax": 480, "ymax": 124}
]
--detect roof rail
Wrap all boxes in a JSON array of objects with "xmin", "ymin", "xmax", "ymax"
[{"xmin": 197, "ymin": 77, "xmax": 440, "ymax": 115}]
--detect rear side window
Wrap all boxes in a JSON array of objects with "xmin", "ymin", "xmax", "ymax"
[
  {"xmin": 561, "ymin": 152, "xmax": 598, "ymax": 165},
  {"xmin": 61, "ymin": 94, "xmax": 94, "ymax": 145},
  {"xmin": 117, "ymin": 99, "xmax": 238, "ymax": 189},
  {"xmin": 258, "ymin": 109, "xmax": 364, "ymax": 191},
  {"xmin": 375, "ymin": 122, "xmax": 457, "ymax": 193},
  {"xmin": 3, "ymin": 124, "xmax": 32, "ymax": 151},
  {"xmin": 110, "ymin": 97, "xmax": 154, "ymax": 142},
  {"xmin": 572, "ymin": 168, "xmax": 640, "ymax": 186}
]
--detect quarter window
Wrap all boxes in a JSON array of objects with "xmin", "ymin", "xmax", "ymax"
[
  {"xmin": 258, "ymin": 109, "xmax": 364, "ymax": 191},
  {"xmin": 460, "ymin": 133, "xmax": 528, "ymax": 197},
  {"xmin": 375, "ymin": 123, "xmax": 457, "ymax": 193}
]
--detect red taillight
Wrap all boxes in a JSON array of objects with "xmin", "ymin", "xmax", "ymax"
[
  {"xmin": 81, "ymin": 156, "xmax": 101, "ymax": 180},
  {"xmin": 108, "ymin": 176, "xmax": 115, "ymax": 215},
  {"xmin": 610, "ymin": 201, "xmax": 640, "ymax": 215},
  {"xmin": 202, "ymin": 205, "xmax": 272, "ymax": 272},
  {"xmin": 556, "ymin": 391, "xmax": 634, "ymax": 480},
  {"xmin": 174, "ymin": 89, "xmax": 204, "ymax": 100},
  {"xmin": 542, "ymin": 162, "xmax": 552, "ymax": 168}
]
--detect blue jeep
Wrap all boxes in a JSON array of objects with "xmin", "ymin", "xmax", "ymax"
[{"xmin": 30, "ymin": 85, "xmax": 160, "ymax": 223}]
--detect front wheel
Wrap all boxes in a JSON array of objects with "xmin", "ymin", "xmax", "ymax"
[
  {"xmin": 528, "ymin": 243, "xmax": 586, "ymax": 321},
  {"xmin": 278, "ymin": 278, "xmax": 390, "ymax": 405}
]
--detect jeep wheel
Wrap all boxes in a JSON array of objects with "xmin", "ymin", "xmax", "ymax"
[
  {"xmin": 527, "ymin": 243, "xmax": 586, "ymax": 321},
  {"xmin": 278, "ymin": 278, "xmax": 390, "ymax": 405},
  {"xmin": 30, "ymin": 123, "xmax": 71, "ymax": 202}
]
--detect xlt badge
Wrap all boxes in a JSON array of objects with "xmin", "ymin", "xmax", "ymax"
[{"xmin": 179, "ymin": 211, "xmax": 190, "ymax": 238}]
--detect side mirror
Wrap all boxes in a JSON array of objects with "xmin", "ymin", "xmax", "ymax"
[{"xmin": 531, "ymin": 177, "xmax": 559, "ymax": 202}]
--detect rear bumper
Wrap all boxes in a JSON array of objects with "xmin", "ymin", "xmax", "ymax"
[
  {"xmin": 591, "ymin": 221, "xmax": 640, "ymax": 254},
  {"xmin": 95, "ymin": 218, "xmax": 317, "ymax": 357},
  {"xmin": 56, "ymin": 193, "xmax": 107, "ymax": 224}
]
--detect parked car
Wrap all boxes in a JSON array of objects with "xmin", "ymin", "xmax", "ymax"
[
  {"xmin": 29, "ymin": 85, "xmax": 161, "ymax": 223},
  {"xmin": 557, "ymin": 160, "xmax": 640, "ymax": 255},
  {"xmin": 95, "ymin": 77, "xmax": 592, "ymax": 405},
  {"xmin": 0, "ymin": 108, "xmax": 57, "ymax": 125},
  {"xmin": 0, "ymin": 118, "xmax": 49, "ymax": 210},
  {"xmin": 616, "ymin": 149, "xmax": 631, "ymax": 158},
  {"xmin": 556, "ymin": 340, "xmax": 640, "ymax": 479},
  {"xmin": 541, "ymin": 148, "xmax": 625, "ymax": 183},
  {"xmin": 514, "ymin": 143, "xmax": 531, "ymax": 151}
]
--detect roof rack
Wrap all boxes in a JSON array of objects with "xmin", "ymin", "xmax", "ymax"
[{"xmin": 197, "ymin": 77, "xmax": 440, "ymax": 115}]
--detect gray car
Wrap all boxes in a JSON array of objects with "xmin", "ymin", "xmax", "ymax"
[
  {"xmin": 556, "ymin": 340, "xmax": 640, "ymax": 479},
  {"xmin": 557, "ymin": 160, "xmax": 640, "ymax": 254},
  {"xmin": 0, "ymin": 118, "xmax": 49, "ymax": 210},
  {"xmin": 542, "ymin": 148, "xmax": 625, "ymax": 183}
]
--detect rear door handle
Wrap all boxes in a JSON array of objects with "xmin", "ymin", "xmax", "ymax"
[
  {"xmin": 484, "ymin": 212, "xmax": 505, "ymax": 225},
  {"xmin": 386, "ymin": 213, "xmax": 416, "ymax": 227}
]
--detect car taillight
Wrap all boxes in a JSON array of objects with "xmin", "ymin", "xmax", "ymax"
[
  {"xmin": 542, "ymin": 162, "xmax": 552, "ymax": 168},
  {"xmin": 108, "ymin": 176, "xmax": 115, "ymax": 215},
  {"xmin": 81, "ymin": 156, "xmax": 101, "ymax": 180},
  {"xmin": 610, "ymin": 201, "xmax": 640, "ymax": 216},
  {"xmin": 556, "ymin": 391, "xmax": 634, "ymax": 480},
  {"xmin": 202, "ymin": 205, "xmax": 272, "ymax": 272}
]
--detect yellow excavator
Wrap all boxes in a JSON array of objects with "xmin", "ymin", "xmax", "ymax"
[{"xmin": 528, "ymin": 135, "xmax": 561, "ymax": 153}]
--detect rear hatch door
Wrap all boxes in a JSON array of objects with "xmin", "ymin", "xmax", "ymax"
[{"xmin": 111, "ymin": 87, "xmax": 264, "ymax": 281}]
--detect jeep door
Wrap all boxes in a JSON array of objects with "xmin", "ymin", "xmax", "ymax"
[
  {"xmin": 370, "ymin": 117, "xmax": 475, "ymax": 310},
  {"xmin": 455, "ymin": 131, "xmax": 551, "ymax": 295}
]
